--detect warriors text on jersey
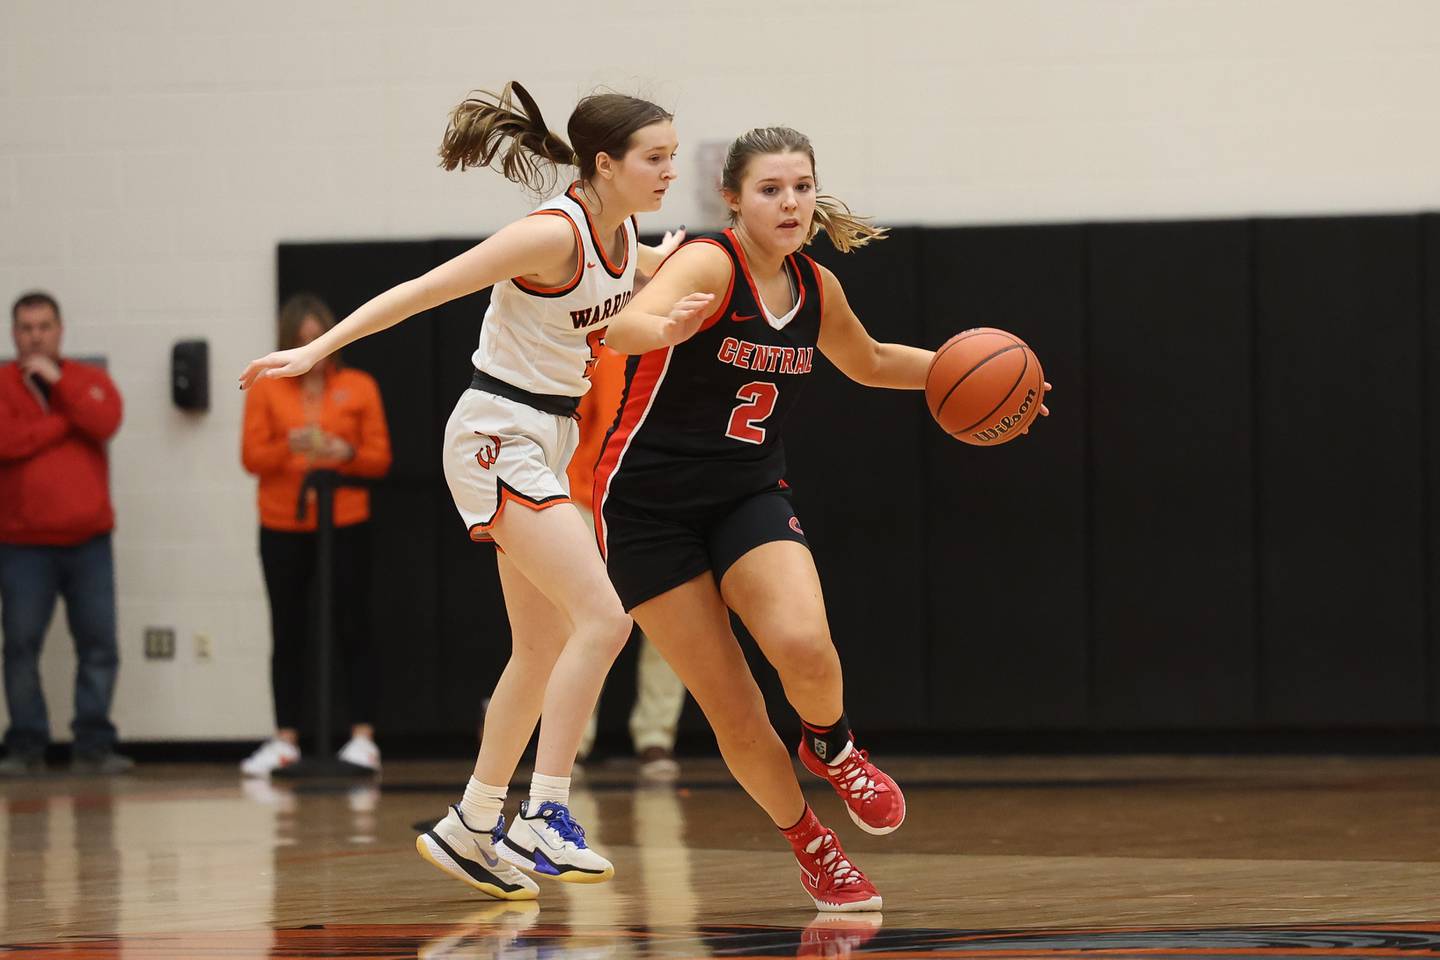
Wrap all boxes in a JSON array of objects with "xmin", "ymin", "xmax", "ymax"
[
  {"xmin": 472, "ymin": 182, "xmax": 638, "ymax": 398},
  {"xmin": 594, "ymin": 228, "xmax": 824, "ymax": 518}
]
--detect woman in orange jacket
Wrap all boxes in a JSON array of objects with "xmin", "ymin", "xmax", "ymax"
[{"xmin": 240, "ymin": 293, "xmax": 392, "ymax": 775}]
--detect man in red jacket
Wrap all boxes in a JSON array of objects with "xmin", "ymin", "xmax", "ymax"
[{"xmin": 0, "ymin": 292, "xmax": 130, "ymax": 775}]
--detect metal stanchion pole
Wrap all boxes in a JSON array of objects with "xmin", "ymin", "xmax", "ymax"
[{"xmin": 275, "ymin": 469, "xmax": 373, "ymax": 779}]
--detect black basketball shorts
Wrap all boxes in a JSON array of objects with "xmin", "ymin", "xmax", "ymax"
[{"xmin": 599, "ymin": 487, "xmax": 810, "ymax": 611}]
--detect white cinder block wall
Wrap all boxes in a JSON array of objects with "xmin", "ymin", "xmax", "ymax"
[{"xmin": 2, "ymin": 0, "xmax": 1438, "ymax": 742}]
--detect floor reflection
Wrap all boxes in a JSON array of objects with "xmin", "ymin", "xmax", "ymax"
[
  {"xmin": 0, "ymin": 756, "xmax": 1436, "ymax": 957},
  {"xmin": 266, "ymin": 777, "xmax": 382, "ymax": 932},
  {"xmin": 416, "ymin": 902, "xmax": 542, "ymax": 958},
  {"xmin": 8, "ymin": 920, "xmax": 1434, "ymax": 959},
  {"xmin": 1, "ymin": 776, "xmax": 280, "ymax": 952}
]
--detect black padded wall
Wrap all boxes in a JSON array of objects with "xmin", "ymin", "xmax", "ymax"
[
  {"xmin": 277, "ymin": 242, "xmax": 443, "ymax": 480},
  {"xmin": 789, "ymin": 233, "xmax": 929, "ymax": 730},
  {"xmin": 920, "ymin": 226, "xmax": 1090, "ymax": 730},
  {"xmin": 427, "ymin": 240, "xmax": 512, "ymax": 736},
  {"xmin": 275, "ymin": 242, "xmax": 445, "ymax": 736},
  {"xmin": 1088, "ymin": 221, "xmax": 1256, "ymax": 728},
  {"xmin": 1254, "ymin": 217, "xmax": 1426, "ymax": 726},
  {"xmin": 1428, "ymin": 215, "xmax": 1440, "ymax": 725},
  {"xmin": 278, "ymin": 210, "xmax": 1440, "ymax": 743}
]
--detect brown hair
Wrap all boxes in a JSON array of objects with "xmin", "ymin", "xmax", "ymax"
[
  {"xmin": 277, "ymin": 292, "xmax": 340, "ymax": 364},
  {"xmin": 438, "ymin": 81, "xmax": 672, "ymax": 196},
  {"xmin": 12, "ymin": 291, "xmax": 61, "ymax": 323},
  {"xmin": 720, "ymin": 127, "xmax": 887, "ymax": 253}
]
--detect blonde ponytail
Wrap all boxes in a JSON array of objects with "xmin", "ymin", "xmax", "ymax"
[{"xmin": 811, "ymin": 194, "xmax": 888, "ymax": 253}]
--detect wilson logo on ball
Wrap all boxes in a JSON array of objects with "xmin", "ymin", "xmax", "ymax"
[
  {"xmin": 970, "ymin": 389, "xmax": 1037, "ymax": 443},
  {"xmin": 925, "ymin": 327, "xmax": 1044, "ymax": 447}
]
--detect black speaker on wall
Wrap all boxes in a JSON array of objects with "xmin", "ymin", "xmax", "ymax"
[{"xmin": 171, "ymin": 339, "xmax": 209, "ymax": 412}]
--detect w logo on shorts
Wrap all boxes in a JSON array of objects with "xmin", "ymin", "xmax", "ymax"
[{"xmin": 474, "ymin": 433, "xmax": 503, "ymax": 470}]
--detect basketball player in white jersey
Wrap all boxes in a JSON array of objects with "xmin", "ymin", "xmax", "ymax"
[{"xmin": 240, "ymin": 82, "xmax": 682, "ymax": 899}]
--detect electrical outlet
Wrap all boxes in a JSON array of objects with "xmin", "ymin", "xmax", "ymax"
[
  {"xmin": 195, "ymin": 633, "xmax": 212, "ymax": 662},
  {"xmin": 144, "ymin": 627, "xmax": 175, "ymax": 660}
]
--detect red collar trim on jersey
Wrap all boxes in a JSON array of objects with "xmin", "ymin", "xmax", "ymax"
[{"xmin": 725, "ymin": 228, "xmax": 805, "ymax": 321}]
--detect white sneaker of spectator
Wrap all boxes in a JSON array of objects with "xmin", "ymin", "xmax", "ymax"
[
  {"xmin": 338, "ymin": 735, "xmax": 381, "ymax": 771},
  {"xmin": 240, "ymin": 738, "xmax": 300, "ymax": 777}
]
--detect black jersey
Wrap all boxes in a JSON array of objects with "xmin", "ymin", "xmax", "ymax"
[{"xmin": 594, "ymin": 229, "xmax": 824, "ymax": 515}]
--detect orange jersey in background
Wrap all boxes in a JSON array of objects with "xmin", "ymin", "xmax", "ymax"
[
  {"xmin": 241, "ymin": 367, "xmax": 392, "ymax": 531},
  {"xmin": 568, "ymin": 346, "xmax": 627, "ymax": 510}
]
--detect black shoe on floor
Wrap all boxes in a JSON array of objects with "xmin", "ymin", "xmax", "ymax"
[
  {"xmin": 0, "ymin": 751, "xmax": 46, "ymax": 776},
  {"xmin": 70, "ymin": 750, "xmax": 135, "ymax": 774}
]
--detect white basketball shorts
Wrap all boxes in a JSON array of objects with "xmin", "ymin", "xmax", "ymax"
[{"xmin": 442, "ymin": 388, "xmax": 579, "ymax": 542}]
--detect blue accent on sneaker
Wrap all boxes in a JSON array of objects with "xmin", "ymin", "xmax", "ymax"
[
  {"xmin": 451, "ymin": 805, "xmax": 505, "ymax": 868},
  {"xmin": 538, "ymin": 803, "xmax": 588, "ymax": 848},
  {"xmin": 531, "ymin": 847, "xmax": 562, "ymax": 876}
]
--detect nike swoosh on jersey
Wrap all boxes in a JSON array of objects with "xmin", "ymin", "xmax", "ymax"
[{"xmin": 731, "ymin": 312, "xmax": 758, "ymax": 322}]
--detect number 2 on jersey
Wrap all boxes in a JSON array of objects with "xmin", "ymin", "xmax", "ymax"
[{"xmin": 726, "ymin": 381, "xmax": 779, "ymax": 444}]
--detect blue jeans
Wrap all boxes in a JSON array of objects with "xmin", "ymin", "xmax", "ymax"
[{"xmin": 0, "ymin": 534, "xmax": 118, "ymax": 755}]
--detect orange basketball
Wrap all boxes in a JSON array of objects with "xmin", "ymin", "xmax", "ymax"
[{"xmin": 926, "ymin": 328, "xmax": 1044, "ymax": 445}]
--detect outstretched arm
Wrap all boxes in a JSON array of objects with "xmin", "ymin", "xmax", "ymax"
[
  {"xmin": 238, "ymin": 215, "xmax": 579, "ymax": 389},
  {"xmin": 814, "ymin": 264, "xmax": 933, "ymax": 389},
  {"xmin": 604, "ymin": 241, "xmax": 732, "ymax": 355}
]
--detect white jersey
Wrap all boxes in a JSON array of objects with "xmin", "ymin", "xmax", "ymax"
[{"xmin": 471, "ymin": 183, "xmax": 639, "ymax": 397}]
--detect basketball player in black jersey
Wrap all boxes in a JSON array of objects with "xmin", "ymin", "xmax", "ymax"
[{"xmin": 601, "ymin": 126, "xmax": 1050, "ymax": 911}]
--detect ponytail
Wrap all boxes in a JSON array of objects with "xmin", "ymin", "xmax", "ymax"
[
  {"xmin": 811, "ymin": 194, "xmax": 888, "ymax": 253},
  {"xmin": 438, "ymin": 81, "xmax": 578, "ymax": 195}
]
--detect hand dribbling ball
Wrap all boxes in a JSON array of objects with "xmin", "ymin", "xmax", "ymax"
[{"xmin": 926, "ymin": 328, "xmax": 1044, "ymax": 445}]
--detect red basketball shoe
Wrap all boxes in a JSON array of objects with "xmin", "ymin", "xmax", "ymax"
[
  {"xmin": 798, "ymin": 738, "xmax": 906, "ymax": 835},
  {"xmin": 794, "ymin": 827, "xmax": 883, "ymax": 912}
]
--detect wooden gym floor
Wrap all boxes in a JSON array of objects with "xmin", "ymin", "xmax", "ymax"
[{"xmin": 1, "ymin": 754, "xmax": 1436, "ymax": 958}]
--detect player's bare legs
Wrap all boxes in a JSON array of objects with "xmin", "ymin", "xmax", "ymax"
[
  {"xmin": 635, "ymin": 571, "xmax": 883, "ymax": 911},
  {"xmin": 416, "ymin": 551, "xmax": 555, "ymax": 901},
  {"xmin": 722, "ymin": 540, "xmax": 906, "ymax": 836},
  {"xmin": 488, "ymin": 503, "xmax": 631, "ymax": 779},
  {"xmin": 419, "ymin": 502, "xmax": 628, "ymax": 893},
  {"xmin": 485, "ymin": 502, "xmax": 630, "ymax": 882},
  {"xmin": 632, "ymin": 573, "xmax": 805, "ymax": 826},
  {"xmin": 719, "ymin": 541, "xmax": 842, "ymax": 724},
  {"xmin": 470, "ymin": 550, "xmax": 571, "ymax": 785}
]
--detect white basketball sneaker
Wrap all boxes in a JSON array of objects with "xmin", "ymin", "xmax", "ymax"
[
  {"xmin": 417, "ymin": 805, "xmax": 540, "ymax": 900},
  {"xmin": 498, "ymin": 799, "xmax": 614, "ymax": 883},
  {"xmin": 337, "ymin": 735, "xmax": 381, "ymax": 771},
  {"xmin": 240, "ymin": 738, "xmax": 299, "ymax": 777}
]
